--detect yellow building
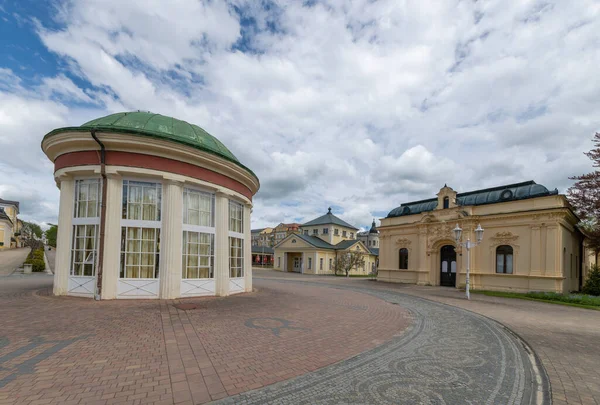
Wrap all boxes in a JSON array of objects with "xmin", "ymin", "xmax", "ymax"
[
  {"xmin": 0, "ymin": 198, "xmax": 20, "ymax": 249},
  {"xmin": 378, "ymin": 181, "xmax": 583, "ymax": 293},
  {"xmin": 273, "ymin": 208, "xmax": 378, "ymax": 275}
]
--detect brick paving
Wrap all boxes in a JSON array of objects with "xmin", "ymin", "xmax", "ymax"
[
  {"xmin": 256, "ymin": 269, "xmax": 600, "ymax": 405},
  {"xmin": 0, "ymin": 275, "xmax": 409, "ymax": 404}
]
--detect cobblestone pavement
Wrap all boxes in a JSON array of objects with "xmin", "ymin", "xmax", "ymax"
[
  {"xmin": 217, "ymin": 275, "xmax": 544, "ymax": 405},
  {"xmin": 0, "ymin": 248, "xmax": 30, "ymax": 276},
  {"xmin": 256, "ymin": 270, "xmax": 600, "ymax": 405},
  {"xmin": 0, "ymin": 275, "xmax": 409, "ymax": 404}
]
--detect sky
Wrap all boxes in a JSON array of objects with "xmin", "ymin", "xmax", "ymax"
[{"xmin": 0, "ymin": 0, "xmax": 599, "ymax": 231}]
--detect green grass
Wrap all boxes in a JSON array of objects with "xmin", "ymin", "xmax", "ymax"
[{"xmin": 474, "ymin": 290, "xmax": 600, "ymax": 310}]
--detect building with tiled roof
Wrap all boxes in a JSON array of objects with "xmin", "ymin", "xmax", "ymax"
[
  {"xmin": 273, "ymin": 209, "xmax": 378, "ymax": 275},
  {"xmin": 378, "ymin": 181, "xmax": 584, "ymax": 294}
]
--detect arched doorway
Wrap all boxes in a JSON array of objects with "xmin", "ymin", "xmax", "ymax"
[{"xmin": 440, "ymin": 245, "xmax": 457, "ymax": 287}]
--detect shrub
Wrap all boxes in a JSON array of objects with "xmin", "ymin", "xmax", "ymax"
[
  {"xmin": 582, "ymin": 264, "xmax": 600, "ymax": 296},
  {"xmin": 24, "ymin": 248, "xmax": 46, "ymax": 272}
]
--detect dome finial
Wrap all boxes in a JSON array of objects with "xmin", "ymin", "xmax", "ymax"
[{"xmin": 327, "ymin": 207, "xmax": 332, "ymax": 214}]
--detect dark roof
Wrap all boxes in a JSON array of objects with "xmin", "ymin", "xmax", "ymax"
[
  {"xmin": 0, "ymin": 198, "xmax": 19, "ymax": 212},
  {"xmin": 302, "ymin": 208, "xmax": 358, "ymax": 230},
  {"xmin": 0, "ymin": 209, "xmax": 12, "ymax": 224},
  {"xmin": 387, "ymin": 181, "xmax": 559, "ymax": 218},
  {"xmin": 369, "ymin": 248, "xmax": 379, "ymax": 256},
  {"xmin": 334, "ymin": 240, "xmax": 361, "ymax": 250},
  {"xmin": 42, "ymin": 111, "xmax": 258, "ymax": 181},
  {"xmin": 292, "ymin": 233, "xmax": 336, "ymax": 249},
  {"xmin": 369, "ymin": 219, "xmax": 378, "ymax": 234},
  {"xmin": 251, "ymin": 246, "xmax": 274, "ymax": 254},
  {"xmin": 251, "ymin": 228, "xmax": 266, "ymax": 234}
]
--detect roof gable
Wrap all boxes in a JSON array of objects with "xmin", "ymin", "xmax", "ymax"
[
  {"xmin": 275, "ymin": 233, "xmax": 335, "ymax": 250},
  {"xmin": 302, "ymin": 208, "xmax": 358, "ymax": 230}
]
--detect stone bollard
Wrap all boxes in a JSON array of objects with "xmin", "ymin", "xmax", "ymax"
[{"xmin": 24, "ymin": 264, "xmax": 32, "ymax": 274}]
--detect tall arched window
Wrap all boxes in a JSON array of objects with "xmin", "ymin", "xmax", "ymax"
[
  {"xmin": 443, "ymin": 196, "xmax": 449, "ymax": 209},
  {"xmin": 399, "ymin": 248, "xmax": 409, "ymax": 270},
  {"xmin": 496, "ymin": 245, "xmax": 513, "ymax": 274}
]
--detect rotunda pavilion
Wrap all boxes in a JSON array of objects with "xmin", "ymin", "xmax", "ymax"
[{"xmin": 41, "ymin": 112, "xmax": 259, "ymax": 299}]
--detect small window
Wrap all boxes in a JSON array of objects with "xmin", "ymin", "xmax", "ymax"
[
  {"xmin": 496, "ymin": 245, "xmax": 513, "ymax": 274},
  {"xmin": 399, "ymin": 248, "xmax": 408, "ymax": 269},
  {"xmin": 320, "ymin": 258, "xmax": 323, "ymax": 270},
  {"xmin": 278, "ymin": 257, "xmax": 281, "ymax": 267},
  {"xmin": 334, "ymin": 229, "xmax": 339, "ymax": 236},
  {"xmin": 313, "ymin": 229, "xmax": 318, "ymax": 235},
  {"xmin": 443, "ymin": 196, "xmax": 449, "ymax": 209},
  {"xmin": 350, "ymin": 233, "xmax": 353, "ymax": 239},
  {"xmin": 308, "ymin": 257, "xmax": 312, "ymax": 269},
  {"xmin": 229, "ymin": 237, "xmax": 244, "ymax": 277},
  {"xmin": 303, "ymin": 230, "xmax": 309, "ymax": 235},
  {"xmin": 323, "ymin": 228, "xmax": 329, "ymax": 234},
  {"xmin": 342, "ymin": 230, "xmax": 347, "ymax": 237},
  {"xmin": 228, "ymin": 201, "xmax": 243, "ymax": 233}
]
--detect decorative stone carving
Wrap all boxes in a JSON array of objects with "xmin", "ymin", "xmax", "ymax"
[
  {"xmin": 490, "ymin": 231, "xmax": 519, "ymax": 244},
  {"xmin": 489, "ymin": 231, "xmax": 520, "ymax": 254},
  {"xmin": 395, "ymin": 238, "xmax": 412, "ymax": 247}
]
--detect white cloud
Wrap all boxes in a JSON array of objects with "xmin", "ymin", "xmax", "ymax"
[{"xmin": 1, "ymin": 0, "xmax": 599, "ymax": 229}]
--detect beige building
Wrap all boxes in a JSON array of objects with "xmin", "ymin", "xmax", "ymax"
[
  {"xmin": 273, "ymin": 222, "xmax": 301, "ymax": 244},
  {"xmin": 357, "ymin": 220, "xmax": 380, "ymax": 249},
  {"xmin": 42, "ymin": 111, "xmax": 259, "ymax": 299},
  {"xmin": 251, "ymin": 227, "xmax": 274, "ymax": 247},
  {"xmin": 0, "ymin": 198, "xmax": 20, "ymax": 249},
  {"xmin": 378, "ymin": 181, "xmax": 583, "ymax": 293},
  {"xmin": 273, "ymin": 208, "xmax": 378, "ymax": 275}
]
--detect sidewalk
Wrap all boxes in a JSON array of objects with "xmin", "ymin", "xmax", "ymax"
[{"xmin": 0, "ymin": 248, "xmax": 30, "ymax": 276}]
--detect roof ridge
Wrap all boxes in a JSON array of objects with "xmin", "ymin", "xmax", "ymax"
[{"xmin": 457, "ymin": 180, "xmax": 536, "ymax": 197}]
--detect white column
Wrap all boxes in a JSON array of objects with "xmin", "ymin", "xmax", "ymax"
[
  {"xmin": 54, "ymin": 176, "xmax": 74, "ymax": 296},
  {"xmin": 214, "ymin": 192, "xmax": 230, "ymax": 296},
  {"xmin": 159, "ymin": 180, "xmax": 183, "ymax": 299},
  {"xmin": 100, "ymin": 174, "xmax": 122, "ymax": 300},
  {"xmin": 244, "ymin": 203, "xmax": 252, "ymax": 292}
]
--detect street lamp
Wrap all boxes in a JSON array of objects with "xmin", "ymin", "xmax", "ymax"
[{"xmin": 453, "ymin": 223, "xmax": 484, "ymax": 300}]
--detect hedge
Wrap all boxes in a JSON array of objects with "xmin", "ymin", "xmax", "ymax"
[{"xmin": 24, "ymin": 247, "xmax": 46, "ymax": 272}]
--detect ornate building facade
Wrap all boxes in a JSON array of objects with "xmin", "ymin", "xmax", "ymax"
[{"xmin": 378, "ymin": 181, "xmax": 583, "ymax": 293}]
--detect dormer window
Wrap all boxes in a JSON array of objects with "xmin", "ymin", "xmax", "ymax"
[{"xmin": 443, "ymin": 197, "xmax": 449, "ymax": 209}]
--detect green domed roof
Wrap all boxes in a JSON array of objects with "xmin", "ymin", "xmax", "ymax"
[{"xmin": 44, "ymin": 111, "xmax": 255, "ymax": 176}]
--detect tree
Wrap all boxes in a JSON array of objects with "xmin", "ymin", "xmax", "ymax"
[
  {"xmin": 333, "ymin": 251, "xmax": 366, "ymax": 277},
  {"xmin": 568, "ymin": 132, "xmax": 600, "ymax": 260},
  {"xmin": 21, "ymin": 221, "xmax": 43, "ymax": 239},
  {"xmin": 567, "ymin": 133, "xmax": 600, "ymax": 220},
  {"xmin": 582, "ymin": 264, "xmax": 600, "ymax": 296},
  {"xmin": 45, "ymin": 224, "xmax": 58, "ymax": 248}
]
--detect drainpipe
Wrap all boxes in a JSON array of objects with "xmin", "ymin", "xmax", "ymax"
[{"xmin": 91, "ymin": 130, "xmax": 107, "ymax": 301}]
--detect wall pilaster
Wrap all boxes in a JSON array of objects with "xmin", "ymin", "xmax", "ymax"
[
  {"xmin": 100, "ymin": 174, "xmax": 122, "ymax": 299},
  {"xmin": 159, "ymin": 180, "xmax": 183, "ymax": 299},
  {"xmin": 244, "ymin": 203, "xmax": 252, "ymax": 292},
  {"xmin": 54, "ymin": 176, "xmax": 74, "ymax": 296},
  {"xmin": 214, "ymin": 192, "xmax": 230, "ymax": 296}
]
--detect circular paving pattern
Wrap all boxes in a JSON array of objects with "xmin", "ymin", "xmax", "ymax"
[{"xmin": 216, "ymin": 278, "xmax": 544, "ymax": 405}]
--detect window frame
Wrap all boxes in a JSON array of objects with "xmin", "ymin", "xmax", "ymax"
[
  {"xmin": 228, "ymin": 199, "xmax": 245, "ymax": 278},
  {"xmin": 495, "ymin": 245, "xmax": 514, "ymax": 274},
  {"xmin": 399, "ymin": 248, "xmax": 409, "ymax": 270},
  {"xmin": 182, "ymin": 187, "xmax": 216, "ymax": 280},
  {"xmin": 120, "ymin": 179, "xmax": 163, "ymax": 279},
  {"xmin": 70, "ymin": 178, "xmax": 102, "ymax": 277}
]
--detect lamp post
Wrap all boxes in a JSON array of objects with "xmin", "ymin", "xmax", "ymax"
[{"xmin": 453, "ymin": 223, "xmax": 484, "ymax": 300}]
